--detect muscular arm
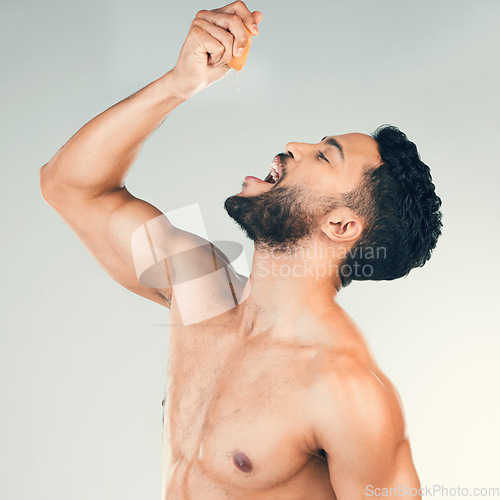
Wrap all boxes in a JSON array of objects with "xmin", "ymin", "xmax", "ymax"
[
  {"xmin": 39, "ymin": 73, "xmax": 187, "ymax": 306},
  {"xmin": 310, "ymin": 357, "xmax": 421, "ymax": 499},
  {"xmin": 39, "ymin": 2, "xmax": 262, "ymax": 307}
]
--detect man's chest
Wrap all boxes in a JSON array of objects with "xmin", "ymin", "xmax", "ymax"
[{"xmin": 162, "ymin": 318, "xmax": 323, "ymax": 491}]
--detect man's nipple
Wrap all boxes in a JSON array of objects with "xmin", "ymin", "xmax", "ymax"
[{"xmin": 232, "ymin": 451, "xmax": 253, "ymax": 473}]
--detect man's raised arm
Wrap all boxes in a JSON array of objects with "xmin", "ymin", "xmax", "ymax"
[{"xmin": 39, "ymin": 2, "xmax": 262, "ymax": 307}]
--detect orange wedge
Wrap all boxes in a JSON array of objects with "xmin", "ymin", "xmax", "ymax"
[{"xmin": 228, "ymin": 27, "xmax": 253, "ymax": 71}]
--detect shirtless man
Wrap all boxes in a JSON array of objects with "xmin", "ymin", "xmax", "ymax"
[{"xmin": 39, "ymin": 2, "xmax": 442, "ymax": 498}]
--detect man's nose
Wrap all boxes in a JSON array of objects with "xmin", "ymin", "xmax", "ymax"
[
  {"xmin": 286, "ymin": 142, "xmax": 302, "ymax": 161},
  {"xmin": 285, "ymin": 142, "xmax": 313, "ymax": 161}
]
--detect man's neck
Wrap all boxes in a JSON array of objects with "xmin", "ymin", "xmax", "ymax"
[{"xmin": 238, "ymin": 241, "xmax": 343, "ymax": 339}]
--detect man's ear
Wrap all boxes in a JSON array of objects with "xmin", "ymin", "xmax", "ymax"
[{"xmin": 320, "ymin": 207, "xmax": 363, "ymax": 243}]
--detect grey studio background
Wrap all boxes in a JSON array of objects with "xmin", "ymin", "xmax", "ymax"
[{"xmin": 1, "ymin": 0, "xmax": 499, "ymax": 498}]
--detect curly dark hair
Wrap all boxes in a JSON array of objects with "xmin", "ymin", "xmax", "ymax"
[{"xmin": 339, "ymin": 125, "xmax": 442, "ymax": 287}]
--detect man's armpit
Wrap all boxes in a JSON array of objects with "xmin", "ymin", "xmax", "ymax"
[{"xmin": 131, "ymin": 213, "xmax": 248, "ymax": 323}]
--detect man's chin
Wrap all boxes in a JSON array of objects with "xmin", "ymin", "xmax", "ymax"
[
  {"xmin": 224, "ymin": 184, "xmax": 323, "ymax": 253},
  {"xmin": 223, "ymin": 193, "xmax": 245, "ymax": 220}
]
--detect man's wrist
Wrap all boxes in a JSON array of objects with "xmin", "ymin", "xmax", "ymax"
[
  {"xmin": 162, "ymin": 68, "xmax": 208, "ymax": 102},
  {"xmin": 156, "ymin": 70, "xmax": 191, "ymax": 106}
]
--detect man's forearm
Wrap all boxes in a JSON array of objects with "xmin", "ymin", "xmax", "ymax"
[{"xmin": 40, "ymin": 70, "xmax": 185, "ymax": 200}]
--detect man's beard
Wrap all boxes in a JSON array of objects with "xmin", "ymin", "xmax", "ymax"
[{"xmin": 224, "ymin": 184, "xmax": 339, "ymax": 252}]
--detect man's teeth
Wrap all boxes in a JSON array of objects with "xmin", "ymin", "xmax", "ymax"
[{"xmin": 269, "ymin": 162, "xmax": 279, "ymax": 182}]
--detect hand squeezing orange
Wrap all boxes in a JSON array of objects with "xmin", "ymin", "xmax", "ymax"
[{"xmin": 228, "ymin": 27, "xmax": 253, "ymax": 71}]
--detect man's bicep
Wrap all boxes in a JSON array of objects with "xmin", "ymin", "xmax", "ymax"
[
  {"xmin": 47, "ymin": 183, "xmax": 247, "ymax": 314},
  {"xmin": 47, "ymin": 186, "xmax": 197, "ymax": 306},
  {"xmin": 46, "ymin": 186, "xmax": 178, "ymax": 306}
]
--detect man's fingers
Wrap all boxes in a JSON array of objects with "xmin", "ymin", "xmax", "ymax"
[
  {"xmin": 191, "ymin": 18, "xmax": 235, "ymax": 65},
  {"xmin": 195, "ymin": 10, "xmax": 250, "ymax": 58},
  {"xmin": 187, "ymin": 24, "xmax": 227, "ymax": 66},
  {"xmin": 214, "ymin": 1, "xmax": 261, "ymax": 35}
]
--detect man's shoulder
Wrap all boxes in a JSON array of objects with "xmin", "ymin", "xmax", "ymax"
[
  {"xmin": 307, "ymin": 347, "xmax": 407, "ymax": 449},
  {"xmin": 300, "ymin": 302, "xmax": 407, "ymax": 449},
  {"xmin": 312, "ymin": 347, "xmax": 382, "ymax": 398}
]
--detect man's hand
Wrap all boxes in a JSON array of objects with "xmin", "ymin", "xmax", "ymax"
[{"xmin": 170, "ymin": 1, "xmax": 263, "ymax": 100}]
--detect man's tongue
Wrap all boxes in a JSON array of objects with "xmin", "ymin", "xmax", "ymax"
[{"xmin": 245, "ymin": 175, "xmax": 267, "ymax": 183}]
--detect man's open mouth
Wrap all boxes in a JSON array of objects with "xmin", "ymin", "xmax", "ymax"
[{"xmin": 263, "ymin": 157, "xmax": 281, "ymax": 184}]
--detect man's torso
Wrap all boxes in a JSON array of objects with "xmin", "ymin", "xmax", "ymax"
[{"xmin": 160, "ymin": 292, "xmax": 376, "ymax": 499}]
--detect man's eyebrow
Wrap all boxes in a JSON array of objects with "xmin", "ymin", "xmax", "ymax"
[{"xmin": 321, "ymin": 136, "xmax": 345, "ymax": 161}]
